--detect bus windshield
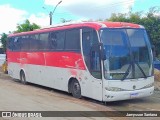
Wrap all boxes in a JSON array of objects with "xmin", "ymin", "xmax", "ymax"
[{"xmin": 100, "ymin": 28, "xmax": 153, "ymax": 80}]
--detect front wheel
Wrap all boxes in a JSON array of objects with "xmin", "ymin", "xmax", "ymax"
[
  {"xmin": 71, "ymin": 79, "xmax": 81, "ymax": 98},
  {"xmin": 20, "ymin": 71, "xmax": 27, "ymax": 84}
]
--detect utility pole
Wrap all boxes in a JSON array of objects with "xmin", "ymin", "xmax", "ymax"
[
  {"xmin": 49, "ymin": 11, "xmax": 53, "ymax": 25},
  {"xmin": 43, "ymin": 0, "xmax": 62, "ymax": 25}
]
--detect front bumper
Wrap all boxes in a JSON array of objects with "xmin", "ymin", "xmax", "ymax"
[{"xmin": 103, "ymin": 86, "xmax": 154, "ymax": 102}]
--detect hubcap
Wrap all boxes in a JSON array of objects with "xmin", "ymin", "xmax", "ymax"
[{"xmin": 73, "ymin": 83, "xmax": 80, "ymax": 94}]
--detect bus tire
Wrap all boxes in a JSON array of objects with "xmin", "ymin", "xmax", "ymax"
[
  {"xmin": 71, "ymin": 79, "xmax": 81, "ymax": 98},
  {"xmin": 20, "ymin": 71, "xmax": 27, "ymax": 84}
]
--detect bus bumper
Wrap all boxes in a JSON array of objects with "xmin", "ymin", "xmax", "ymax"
[{"xmin": 103, "ymin": 86, "xmax": 154, "ymax": 102}]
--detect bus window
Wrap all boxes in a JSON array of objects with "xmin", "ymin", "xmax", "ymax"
[
  {"xmin": 13, "ymin": 37, "xmax": 21, "ymax": 51},
  {"xmin": 55, "ymin": 31, "xmax": 65, "ymax": 50},
  {"xmin": 20, "ymin": 36, "xmax": 30, "ymax": 51},
  {"xmin": 65, "ymin": 29, "xmax": 80, "ymax": 50},
  {"xmin": 39, "ymin": 33, "xmax": 49, "ymax": 50},
  {"xmin": 8, "ymin": 37, "xmax": 14, "ymax": 51},
  {"xmin": 82, "ymin": 28, "xmax": 99, "ymax": 56},
  {"xmin": 49, "ymin": 31, "xmax": 65, "ymax": 50},
  {"xmin": 49, "ymin": 32, "xmax": 58, "ymax": 50},
  {"xmin": 82, "ymin": 27, "xmax": 101, "ymax": 79},
  {"xmin": 90, "ymin": 48, "xmax": 101, "ymax": 79},
  {"xmin": 30, "ymin": 34, "xmax": 39, "ymax": 51}
]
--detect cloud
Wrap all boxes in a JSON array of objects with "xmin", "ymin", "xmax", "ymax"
[
  {"xmin": 28, "ymin": 13, "xmax": 49, "ymax": 26},
  {"xmin": 0, "ymin": 1, "xmax": 136, "ymax": 34},
  {"xmin": 0, "ymin": 4, "xmax": 50, "ymax": 34},
  {"xmin": 45, "ymin": 0, "xmax": 135, "ymax": 20},
  {"xmin": 0, "ymin": 4, "xmax": 27, "ymax": 33}
]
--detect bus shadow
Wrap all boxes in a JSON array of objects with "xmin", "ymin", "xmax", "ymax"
[
  {"xmin": 13, "ymin": 78, "xmax": 157, "ymax": 108},
  {"xmin": 13, "ymin": 78, "xmax": 72, "ymax": 97}
]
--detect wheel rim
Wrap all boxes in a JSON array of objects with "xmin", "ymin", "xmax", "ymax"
[
  {"xmin": 21, "ymin": 72, "xmax": 26, "ymax": 84},
  {"xmin": 73, "ymin": 82, "xmax": 80, "ymax": 95},
  {"xmin": 22, "ymin": 74, "xmax": 25, "ymax": 82}
]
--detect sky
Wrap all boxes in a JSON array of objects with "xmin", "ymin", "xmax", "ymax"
[{"xmin": 0, "ymin": 0, "xmax": 159, "ymax": 34}]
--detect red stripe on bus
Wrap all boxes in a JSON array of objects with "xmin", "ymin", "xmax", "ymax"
[{"xmin": 7, "ymin": 51, "xmax": 86, "ymax": 70}]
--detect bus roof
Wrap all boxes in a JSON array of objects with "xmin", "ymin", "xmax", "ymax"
[{"xmin": 9, "ymin": 21, "xmax": 143, "ymax": 37}]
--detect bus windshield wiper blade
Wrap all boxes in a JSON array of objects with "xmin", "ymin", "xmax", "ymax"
[
  {"xmin": 135, "ymin": 62, "xmax": 147, "ymax": 78},
  {"xmin": 121, "ymin": 63, "xmax": 132, "ymax": 81}
]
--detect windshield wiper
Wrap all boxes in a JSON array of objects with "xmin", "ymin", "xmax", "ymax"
[
  {"xmin": 121, "ymin": 63, "xmax": 132, "ymax": 81},
  {"xmin": 135, "ymin": 62, "xmax": 147, "ymax": 78}
]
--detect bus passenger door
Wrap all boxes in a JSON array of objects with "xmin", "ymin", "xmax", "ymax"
[
  {"xmin": 89, "ymin": 45, "xmax": 103, "ymax": 101},
  {"xmin": 82, "ymin": 28, "xmax": 103, "ymax": 101}
]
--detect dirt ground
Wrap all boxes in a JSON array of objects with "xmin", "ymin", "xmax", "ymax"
[
  {"xmin": 0, "ymin": 68, "xmax": 160, "ymax": 120},
  {"xmin": 0, "ymin": 71, "xmax": 115, "ymax": 120}
]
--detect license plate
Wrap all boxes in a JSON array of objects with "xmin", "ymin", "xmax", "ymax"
[{"xmin": 130, "ymin": 93, "xmax": 139, "ymax": 98}]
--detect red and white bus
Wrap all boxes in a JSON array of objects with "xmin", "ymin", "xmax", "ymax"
[{"xmin": 7, "ymin": 22, "xmax": 154, "ymax": 102}]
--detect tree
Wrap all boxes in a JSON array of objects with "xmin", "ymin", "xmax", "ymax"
[
  {"xmin": 0, "ymin": 33, "xmax": 7, "ymax": 52},
  {"xmin": 108, "ymin": 13, "xmax": 129, "ymax": 22},
  {"xmin": 0, "ymin": 20, "xmax": 40, "ymax": 52},
  {"xmin": 15, "ymin": 19, "xmax": 40, "ymax": 33},
  {"xmin": 144, "ymin": 7, "xmax": 160, "ymax": 58}
]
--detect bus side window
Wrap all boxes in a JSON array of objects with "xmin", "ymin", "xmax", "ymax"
[
  {"xmin": 56, "ymin": 31, "xmax": 65, "ymax": 50},
  {"xmin": 49, "ymin": 31, "xmax": 65, "ymax": 50},
  {"xmin": 49, "ymin": 32, "xmax": 57, "ymax": 50},
  {"xmin": 82, "ymin": 28, "xmax": 99, "ymax": 56},
  {"xmin": 65, "ymin": 29, "xmax": 80, "ymax": 51},
  {"xmin": 91, "ymin": 50, "xmax": 101, "ymax": 79},
  {"xmin": 39, "ymin": 33, "xmax": 49, "ymax": 50},
  {"xmin": 8, "ymin": 37, "xmax": 14, "ymax": 51},
  {"xmin": 13, "ymin": 37, "xmax": 21, "ymax": 51},
  {"xmin": 29, "ymin": 34, "xmax": 40, "ymax": 51},
  {"xmin": 82, "ymin": 27, "xmax": 101, "ymax": 79},
  {"xmin": 20, "ymin": 36, "xmax": 30, "ymax": 51}
]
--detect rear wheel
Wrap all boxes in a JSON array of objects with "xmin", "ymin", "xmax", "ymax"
[
  {"xmin": 20, "ymin": 71, "xmax": 27, "ymax": 84},
  {"xmin": 71, "ymin": 79, "xmax": 81, "ymax": 98}
]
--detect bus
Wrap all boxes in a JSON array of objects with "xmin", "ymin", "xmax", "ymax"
[{"xmin": 7, "ymin": 21, "xmax": 154, "ymax": 102}]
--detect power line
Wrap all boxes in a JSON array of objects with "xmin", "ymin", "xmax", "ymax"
[
  {"xmin": 90, "ymin": 0, "xmax": 134, "ymax": 9},
  {"xmin": 53, "ymin": 0, "xmax": 135, "ymax": 15},
  {"xmin": 42, "ymin": 0, "xmax": 138, "ymax": 21}
]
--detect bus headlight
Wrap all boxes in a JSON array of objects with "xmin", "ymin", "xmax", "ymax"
[
  {"xmin": 142, "ymin": 83, "xmax": 154, "ymax": 89},
  {"xmin": 105, "ymin": 87, "xmax": 125, "ymax": 91}
]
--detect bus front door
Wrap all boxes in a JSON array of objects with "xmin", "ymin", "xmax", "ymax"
[{"xmin": 89, "ymin": 45, "xmax": 103, "ymax": 101}]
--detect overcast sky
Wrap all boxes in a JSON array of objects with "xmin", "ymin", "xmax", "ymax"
[{"xmin": 0, "ymin": 0, "xmax": 159, "ymax": 34}]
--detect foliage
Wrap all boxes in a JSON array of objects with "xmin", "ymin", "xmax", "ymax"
[
  {"xmin": 0, "ymin": 33, "xmax": 7, "ymax": 52},
  {"xmin": 15, "ymin": 19, "xmax": 40, "ymax": 33},
  {"xmin": 0, "ymin": 20, "xmax": 40, "ymax": 52},
  {"xmin": 107, "ymin": 6, "xmax": 160, "ymax": 58}
]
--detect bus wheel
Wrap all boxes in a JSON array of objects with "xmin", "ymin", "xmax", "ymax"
[
  {"xmin": 20, "ymin": 71, "xmax": 27, "ymax": 84},
  {"xmin": 71, "ymin": 79, "xmax": 81, "ymax": 98}
]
